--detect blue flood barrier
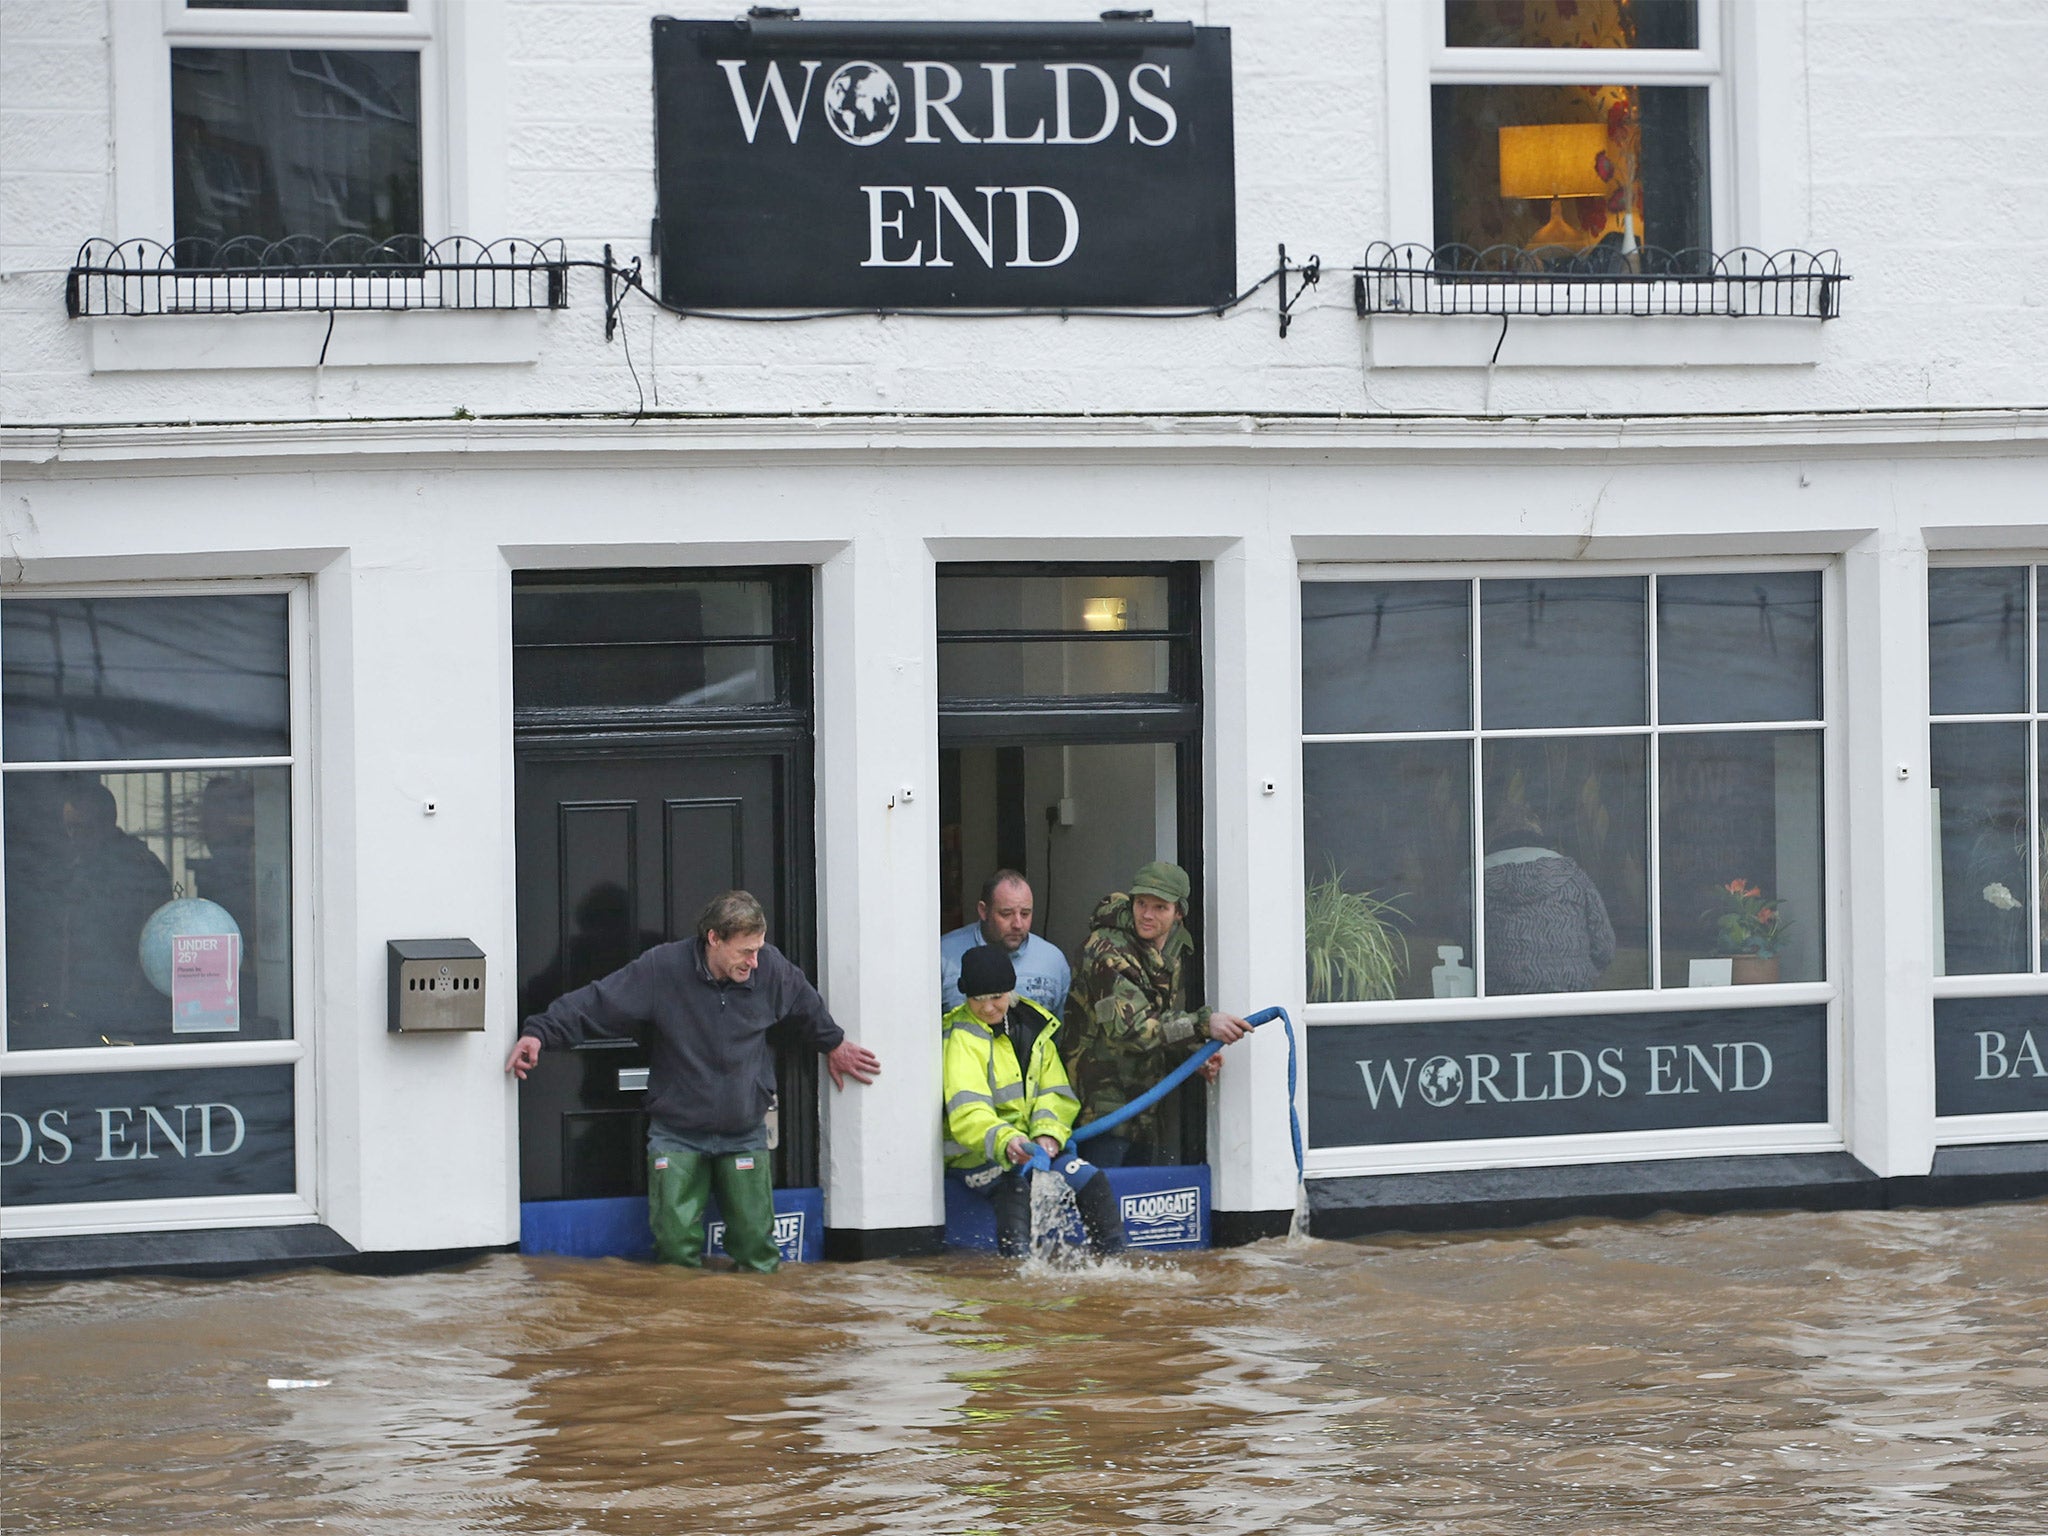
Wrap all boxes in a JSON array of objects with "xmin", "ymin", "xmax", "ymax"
[
  {"xmin": 944, "ymin": 1164, "xmax": 1210, "ymax": 1253},
  {"xmin": 520, "ymin": 1185, "xmax": 824, "ymax": 1265}
]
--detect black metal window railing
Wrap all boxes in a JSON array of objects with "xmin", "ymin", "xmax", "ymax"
[
  {"xmin": 1354, "ymin": 243, "xmax": 1847, "ymax": 320},
  {"xmin": 65, "ymin": 236, "xmax": 571, "ymax": 318}
]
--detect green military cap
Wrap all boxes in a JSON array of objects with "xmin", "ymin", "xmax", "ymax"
[{"xmin": 1129, "ymin": 860, "xmax": 1191, "ymax": 906}]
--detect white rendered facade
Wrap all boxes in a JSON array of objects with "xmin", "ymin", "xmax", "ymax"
[{"xmin": 2, "ymin": 0, "xmax": 2044, "ymax": 1262}]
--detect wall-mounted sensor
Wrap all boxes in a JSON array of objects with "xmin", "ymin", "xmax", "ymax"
[
  {"xmin": 1261, "ymin": 779, "xmax": 1277, "ymax": 796},
  {"xmin": 423, "ymin": 799, "xmax": 439, "ymax": 815}
]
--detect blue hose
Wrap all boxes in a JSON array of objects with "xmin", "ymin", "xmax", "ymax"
[{"xmin": 1018, "ymin": 1006, "xmax": 1302, "ymax": 1183}]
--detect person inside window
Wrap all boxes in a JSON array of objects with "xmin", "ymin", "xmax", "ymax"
[
  {"xmin": 59, "ymin": 780, "xmax": 172, "ymax": 1035},
  {"xmin": 1481, "ymin": 805, "xmax": 1615, "ymax": 995}
]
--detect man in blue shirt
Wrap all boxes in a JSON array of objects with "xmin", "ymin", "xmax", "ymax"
[{"xmin": 939, "ymin": 869, "xmax": 1071, "ymax": 1015}]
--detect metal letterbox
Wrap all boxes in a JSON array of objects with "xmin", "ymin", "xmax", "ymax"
[{"xmin": 388, "ymin": 939, "xmax": 487, "ymax": 1033}]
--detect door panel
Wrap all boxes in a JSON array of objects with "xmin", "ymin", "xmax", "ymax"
[{"xmin": 515, "ymin": 750, "xmax": 803, "ymax": 1200}]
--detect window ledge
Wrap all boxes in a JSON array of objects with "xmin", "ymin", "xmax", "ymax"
[
  {"xmin": 86, "ymin": 309, "xmax": 544, "ymax": 373},
  {"xmin": 1364, "ymin": 313, "xmax": 1826, "ymax": 370}
]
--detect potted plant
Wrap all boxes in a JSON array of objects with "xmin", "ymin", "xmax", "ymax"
[
  {"xmin": 1304, "ymin": 862, "xmax": 1410, "ymax": 1003},
  {"xmin": 1711, "ymin": 878, "xmax": 1788, "ymax": 985}
]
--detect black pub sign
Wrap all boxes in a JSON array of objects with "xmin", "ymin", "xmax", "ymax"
[
  {"xmin": 1308, "ymin": 1006, "xmax": 1829, "ymax": 1147},
  {"xmin": 652, "ymin": 17, "xmax": 1236, "ymax": 307}
]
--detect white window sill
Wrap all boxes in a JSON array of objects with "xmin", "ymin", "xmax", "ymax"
[
  {"xmin": 1364, "ymin": 314, "xmax": 1826, "ymax": 370},
  {"xmin": 86, "ymin": 310, "xmax": 543, "ymax": 373}
]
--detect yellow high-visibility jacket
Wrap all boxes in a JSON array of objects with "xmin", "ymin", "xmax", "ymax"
[{"xmin": 941, "ymin": 997, "xmax": 1082, "ymax": 1169}]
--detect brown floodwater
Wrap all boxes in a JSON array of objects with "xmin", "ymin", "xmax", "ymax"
[{"xmin": 3, "ymin": 1201, "xmax": 2045, "ymax": 1535}]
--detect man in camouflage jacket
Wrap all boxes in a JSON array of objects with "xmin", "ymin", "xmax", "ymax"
[{"xmin": 1061, "ymin": 861, "xmax": 1249, "ymax": 1166}]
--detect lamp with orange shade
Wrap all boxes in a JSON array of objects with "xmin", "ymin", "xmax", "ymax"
[{"xmin": 1498, "ymin": 123, "xmax": 1610, "ymax": 251}]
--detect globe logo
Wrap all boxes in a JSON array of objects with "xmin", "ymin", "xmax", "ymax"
[
  {"xmin": 823, "ymin": 61, "xmax": 900, "ymax": 146},
  {"xmin": 1417, "ymin": 1055, "xmax": 1465, "ymax": 1108}
]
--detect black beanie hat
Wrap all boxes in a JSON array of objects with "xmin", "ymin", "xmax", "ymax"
[{"xmin": 959, "ymin": 945, "xmax": 1016, "ymax": 999}]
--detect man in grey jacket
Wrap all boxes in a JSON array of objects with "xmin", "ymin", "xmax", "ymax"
[{"xmin": 505, "ymin": 890, "xmax": 880, "ymax": 1272}]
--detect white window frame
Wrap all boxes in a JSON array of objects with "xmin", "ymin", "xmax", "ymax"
[
  {"xmin": 117, "ymin": 0, "xmax": 514, "ymax": 246},
  {"xmin": 1927, "ymin": 553, "xmax": 2048, "ymax": 1148},
  {"xmin": 1298, "ymin": 556, "xmax": 1846, "ymax": 1178},
  {"xmin": 1398, "ymin": 1, "xmax": 1732, "ymax": 253},
  {"xmin": 97, "ymin": 1, "xmax": 517, "ymax": 365},
  {"xmin": 0, "ymin": 580, "xmax": 318, "ymax": 1238},
  {"xmin": 1374, "ymin": 1, "xmax": 1815, "ymax": 369}
]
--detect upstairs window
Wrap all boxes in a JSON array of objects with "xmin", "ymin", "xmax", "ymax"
[
  {"xmin": 116, "ymin": 0, "xmax": 440, "ymax": 265},
  {"xmin": 1431, "ymin": 0, "xmax": 1719, "ymax": 259},
  {"xmin": 173, "ymin": 39, "xmax": 422, "ymax": 253}
]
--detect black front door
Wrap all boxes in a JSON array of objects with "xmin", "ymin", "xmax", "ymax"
[{"xmin": 511, "ymin": 568, "xmax": 816, "ymax": 1201}]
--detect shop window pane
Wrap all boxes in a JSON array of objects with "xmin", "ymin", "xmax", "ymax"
[
  {"xmin": 2041, "ymin": 722, "xmax": 2047, "ymax": 973},
  {"xmin": 1657, "ymin": 572, "xmax": 1822, "ymax": 724},
  {"xmin": 1445, "ymin": 0, "xmax": 1698, "ymax": 50},
  {"xmin": 2, "ymin": 595, "xmax": 290, "ymax": 763},
  {"xmin": 1303, "ymin": 741, "xmax": 1471, "ymax": 1002},
  {"xmin": 1301, "ymin": 581, "xmax": 1470, "ymax": 735},
  {"xmin": 1927, "ymin": 567, "xmax": 2027, "ymax": 716},
  {"xmin": 1481, "ymin": 736, "xmax": 1646, "ymax": 994},
  {"xmin": 1659, "ymin": 731, "xmax": 1824, "ymax": 987},
  {"xmin": 937, "ymin": 575, "xmax": 1173, "ymax": 634},
  {"xmin": 1931, "ymin": 722, "xmax": 2031, "ymax": 976},
  {"xmin": 939, "ymin": 639, "xmax": 1172, "ymax": 700},
  {"xmin": 4, "ymin": 767, "xmax": 293, "ymax": 1050},
  {"xmin": 172, "ymin": 48, "xmax": 421, "ymax": 253},
  {"xmin": 1432, "ymin": 84, "xmax": 1709, "ymax": 255},
  {"xmin": 1480, "ymin": 576, "xmax": 1647, "ymax": 729}
]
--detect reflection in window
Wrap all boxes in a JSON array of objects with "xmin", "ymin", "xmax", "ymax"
[
  {"xmin": 1928, "ymin": 567, "xmax": 2028, "ymax": 716},
  {"xmin": 3, "ymin": 768, "xmax": 293, "ymax": 1049},
  {"xmin": 1301, "ymin": 581, "xmax": 1469, "ymax": 735},
  {"xmin": 1302, "ymin": 569, "xmax": 1829, "ymax": 1001},
  {"xmin": 2, "ymin": 595, "xmax": 290, "ymax": 762},
  {"xmin": 1924, "ymin": 565, "xmax": 2045, "ymax": 980},
  {"xmin": 3, "ymin": 592, "xmax": 297, "ymax": 1051},
  {"xmin": 1303, "ymin": 741, "xmax": 1470, "ymax": 1002},
  {"xmin": 1481, "ymin": 576, "xmax": 1646, "ymax": 729},
  {"xmin": 172, "ymin": 47, "xmax": 422, "ymax": 252},
  {"xmin": 1482, "ymin": 736, "xmax": 1644, "ymax": 993},
  {"xmin": 1658, "ymin": 572, "xmax": 1822, "ymax": 725},
  {"xmin": 1660, "ymin": 732, "xmax": 1824, "ymax": 985},
  {"xmin": 1931, "ymin": 723, "xmax": 2031, "ymax": 978}
]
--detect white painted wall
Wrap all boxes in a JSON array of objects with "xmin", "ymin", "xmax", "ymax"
[
  {"xmin": 3, "ymin": 1, "xmax": 2046, "ymax": 424},
  {"xmin": 3, "ymin": 0, "xmax": 2046, "ymax": 1248},
  {"xmin": 2, "ymin": 414, "xmax": 2042, "ymax": 1248}
]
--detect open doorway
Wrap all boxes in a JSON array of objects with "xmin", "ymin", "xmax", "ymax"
[
  {"xmin": 936, "ymin": 564, "xmax": 1206, "ymax": 1161},
  {"xmin": 941, "ymin": 742, "xmax": 1184, "ymax": 959}
]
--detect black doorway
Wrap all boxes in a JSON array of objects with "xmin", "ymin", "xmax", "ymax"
[{"xmin": 512, "ymin": 569, "xmax": 816, "ymax": 1199}]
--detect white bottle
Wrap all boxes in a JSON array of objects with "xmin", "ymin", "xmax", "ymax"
[{"xmin": 1431, "ymin": 945, "xmax": 1476, "ymax": 998}]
